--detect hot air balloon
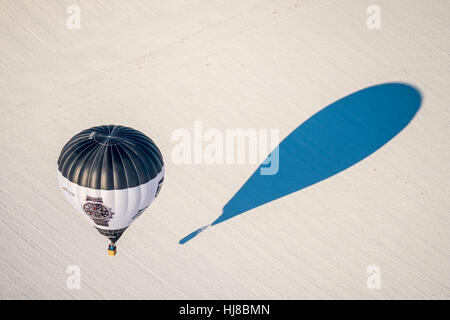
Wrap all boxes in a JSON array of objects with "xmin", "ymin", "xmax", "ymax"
[{"xmin": 57, "ymin": 125, "xmax": 164, "ymax": 255}]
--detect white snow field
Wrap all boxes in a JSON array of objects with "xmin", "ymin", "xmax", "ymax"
[{"xmin": 0, "ymin": 0, "xmax": 449, "ymax": 299}]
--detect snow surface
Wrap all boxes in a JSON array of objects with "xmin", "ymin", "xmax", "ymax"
[{"xmin": 0, "ymin": 0, "xmax": 449, "ymax": 299}]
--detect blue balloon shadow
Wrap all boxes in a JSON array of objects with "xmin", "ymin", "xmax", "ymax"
[{"xmin": 180, "ymin": 83, "xmax": 422, "ymax": 244}]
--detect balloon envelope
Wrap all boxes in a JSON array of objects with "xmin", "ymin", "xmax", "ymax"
[{"xmin": 57, "ymin": 125, "xmax": 164, "ymax": 243}]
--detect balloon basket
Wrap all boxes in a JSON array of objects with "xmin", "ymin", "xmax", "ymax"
[{"xmin": 108, "ymin": 244, "xmax": 117, "ymax": 256}]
